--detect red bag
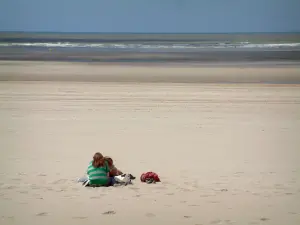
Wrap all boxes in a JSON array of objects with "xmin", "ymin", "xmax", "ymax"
[{"xmin": 140, "ymin": 172, "xmax": 160, "ymax": 183}]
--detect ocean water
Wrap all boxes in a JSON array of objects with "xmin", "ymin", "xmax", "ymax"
[{"xmin": 0, "ymin": 32, "xmax": 300, "ymax": 63}]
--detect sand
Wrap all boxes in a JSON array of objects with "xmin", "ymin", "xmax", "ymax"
[
  {"xmin": 0, "ymin": 61, "xmax": 300, "ymax": 225},
  {"xmin": 1, "ymin": 60, "xmax": 300, "ymax": 83}
]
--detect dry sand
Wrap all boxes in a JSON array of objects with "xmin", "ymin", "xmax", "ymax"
[{"xmin": 0, "ymin": 61, "xmax": 300, "ymax": 225}]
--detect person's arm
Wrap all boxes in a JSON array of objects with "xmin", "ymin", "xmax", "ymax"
[
  {"xmin": 86, "ymin": 161, "xmax": 91, "ymax": 176},
  {"xmin": 105, "ymin": 161, "xmax": 110, "ymax": 177},
  {"xmin": 117, "ymin": 169, "xmax": 123, "ymax": 175}
]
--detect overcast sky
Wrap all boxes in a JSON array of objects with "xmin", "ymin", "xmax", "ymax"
[{"xmin": 1, "ymin": 0, "xmax": 299, "ymax": 33}]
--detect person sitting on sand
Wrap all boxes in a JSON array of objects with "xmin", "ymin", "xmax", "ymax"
[
  {"xmin": 77, "ymin": 154, "xmax": 134, "ymax": 186},
  {"xmin": 86, "ymin": 152, "xmax": 115, "ymax": 186},
  {"xmin": 105, "ymin": 156, "xmax": 123, "ymax": 177}
]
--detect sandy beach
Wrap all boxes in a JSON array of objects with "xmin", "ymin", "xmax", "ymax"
[{"xmin": 0, "ymin": 61, "xmax": 300, "ymax": 225}]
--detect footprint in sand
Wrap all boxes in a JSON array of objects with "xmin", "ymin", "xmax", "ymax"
[
  {"xmin": 3, "ymin": 185, "xmax": 17, "ymax": 190},
  {"xmin": 129, "ymin": 187, "xmax": 140, "ymax": 191},
  {"xmin": 17, "ymin": 172, "xmax": 26, "ymax": 176},
  {"xmin": 154, "ymin": 186, "xmax": 167, "ymax": 190},
  {"xmin": 208, "ymin": 200, "xmax": 220, "ymax": 204},
  {"xmin": 145, "ymin": 213, "xmax": 156, "ymax": 218},
  {"xmin": 90, "ymin": 196, "xmax": 102, "ymax": 199},
  {"xmin": 19, "ymin": 201, "xmax": 28, "ymax": 204},
  {"xmin": 166, "ymin": 193, "xmax": 174, "ymax": 196},
  {"xmin": 184, "ymin": 215, "xmax": 192, "ymax": 219},
  {"xmin": 220, "ymin": 189, "xmax": 228, "ymax": 192},
  {"xmin": 260, "ymin": 217, "xmax": 270, "ymax": 222},
  {"xmin": 72, "ymin": 216, "xmax": 87, "ymax": 220},
  {"xmin": 36, "ymin": 212, "xmax": 48, "ymax": 216},
  {"xmin": 3, "ymin": 216, "xmax": 14, "ymax": 219},
  {"xmin": 102, "ymin": 211, "xmax": 116, "ymax": 215},
  {"xmin": 210, "ymin": 219, "xmax": 222, "ymax": 224},
  {"xmin": 200, "ymin": 194, "xmax": 212, "ymax": 198},
  {"xmin": 37, "ymin": 174, "xmax": 47, "ymax": 177},
  {"xmin": 31, "ymin": 185, "xmax": 40, "ymax": 190},
  {"xmin": 52, "ymin": 179, "xmax": 67, "ymax": 185}
]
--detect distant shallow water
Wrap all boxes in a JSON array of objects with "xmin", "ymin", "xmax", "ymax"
[
  {"xmin": 1, "ymin": 42, "xmax": 300, "ymax": 50},
  {"xmin": 1, "ymin": 32, "xmax": 300, "ymax": 63}
]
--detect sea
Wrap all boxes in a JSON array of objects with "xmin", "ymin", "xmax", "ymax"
[{"xmin": 0, "ymin": 32, "xmax": 300, "ymax": 63}]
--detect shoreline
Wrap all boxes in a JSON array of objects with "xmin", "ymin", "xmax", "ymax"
[{"xmin": 1, "ymin": 50, "xmax": 300, "ymax": 63}]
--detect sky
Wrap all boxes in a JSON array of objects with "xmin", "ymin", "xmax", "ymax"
[{"xmin": 0, "ymin": 0, "xmax": 300, "ymax": 33}]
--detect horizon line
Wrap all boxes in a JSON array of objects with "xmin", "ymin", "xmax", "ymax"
[{"xmin": 1, "ymin": 31, "xmax": 300, "ymax": 35}]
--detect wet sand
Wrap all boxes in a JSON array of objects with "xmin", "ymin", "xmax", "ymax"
[
  {"xmin": 0, "ymin": 61, "xmax": 300, "ymax": 225},
  {"xmin": 1, "ymin": 61, "xmax": 300, "ymax": 83}
]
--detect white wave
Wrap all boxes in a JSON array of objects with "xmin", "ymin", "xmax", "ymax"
[
  {"xmin": 241, "ymin": 43, "xmax": 300, "ymax": 48},
  {"xmin": 0, "ymin": 42, "xmax": 300, "ymax": 49}
]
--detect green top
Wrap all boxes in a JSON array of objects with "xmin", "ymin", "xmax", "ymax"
[{"xmin": 87, "ymin": 161, "xmax": 109, "ymax": 185}]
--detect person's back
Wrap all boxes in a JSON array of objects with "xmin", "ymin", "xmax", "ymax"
[{"xmin": 87, "ymin": 152, "xmax": 109, "ymax": 186}]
